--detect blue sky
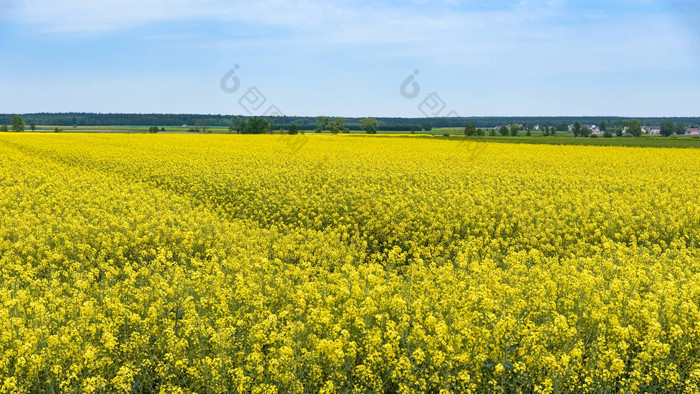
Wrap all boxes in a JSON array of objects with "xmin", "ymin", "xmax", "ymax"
[{"xmin": 1, "ymin": 0, "xmax": 699, "ymax": 117}]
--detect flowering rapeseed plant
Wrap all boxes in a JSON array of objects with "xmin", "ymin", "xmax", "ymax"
[{"xmin": 0, "ymin": 134, "xmax": 698, "ymax": 392}]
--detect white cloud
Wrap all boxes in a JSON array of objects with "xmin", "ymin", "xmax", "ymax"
[
  {"xmin": 8, "ymin": 0, "xmax": 570, "ymax": 33},
  {"xmin": 7, "ymin": 0, "xmax": 696, "ymax": 74},
  {"xmin": 9, "ymin": 0, "xmax": 353, "ymax": 32}
]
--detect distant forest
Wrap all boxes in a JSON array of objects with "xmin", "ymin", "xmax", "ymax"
[{"xmin": 2, "ymin": 113, "xmax": 699, "ymax": 131}]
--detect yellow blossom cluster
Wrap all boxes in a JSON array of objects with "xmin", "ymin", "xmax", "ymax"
[{"xmin": 0, "ymin": 134, "xmax": 699, "ymax": 392}]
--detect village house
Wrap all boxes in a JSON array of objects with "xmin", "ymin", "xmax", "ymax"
[
  {"xmin": 568, "ymin": 124, "xmax": 601, "ymax": 134},
  {"xmin": 686, "ymin": 127, "xmax": 700, "ymax": 135},
  {"xmin": 585, "ymin": 125, "xmax": 601, "ymax": 134},
  {"xmin": 645, "ymin": 126, "xmax": 661, "ymax": 134}
]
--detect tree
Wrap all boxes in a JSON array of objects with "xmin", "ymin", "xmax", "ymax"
[
  {"xmin": 195, "ymin": 119, "xmax": 209, "ymax": 133},
  {"xmin": 29, "ymin": 121, "xmax": 36, "ymax": 131},
  {"xmin": 476, "ymin": 128, "xmax": 485, "ymax": 136},
  {"xmin": 244, "ymin": 117, "xmax": 270, "ymax": 134},
  {"xmin": 660, "ymin": 121, "xmax": 675, "ymax": 137},
  {"xmin": 579, "ymin": 125, "xmax": 591, "ymax": 138},
  {"xmin": 510, "ymin": 124, "xmax": 520, "ymax": 137},
  {"xmin": 464, "ymin": 123, "xmax": 476, "ymax": 137},
  {"xmin": 289, "ymin": 123, "xmax": 299, "ymax": 135},
  {"xmin": 526, "ymin": 129, "xmax": 532, "ymax": 136},
  {"xmin": 360, "ymin": 118, "xmax": 379, "ymax": 134},
  {"xmin": 573, "ymin": 122, "xmax": 582, "ymax": 137},
  {"xmin": 603, "ymin": 130, "xmax": 613, "ymax": 138},
  {"xmin": 489, "ymin": 129, "xmax": 496, "ymax": 136},
  {"xmin": 315, "ymin": 116, "xmax": 329, "ymax": 133},
  {"xmin": 11, "ymin": 116, "xmax": 24, "ymax": 132},
  {"xmin": 54, "ymin": 127, "xmax": 60, "ymax": 133},
  {"xmin": 499, "ymin": 126, "xmax": 509, "ymax": 136},
  {"xmin": 148, "ymin": 126, "xmax": 159, "ymax": 133},
  {"xmin": 231, "ymin": 116, "xmax": 247, "ymax": 134},
  {"xmin": 623, "ymin": 119, "xmax": 642, "ymax": 137},
  {"xmin": 161, "ymin": 127, "xmax": 165, "ymax": 132},
  {"xmin": 600, "ymin": 121, "xmax": 607, "ymax": 132},
  {"xmin": 0, "ymin": 124, "xmax": 7, "ymax": 132},
  {"xmin": 330, "ymin": 117, "xmax": 346, "ymax": 134},
  {"xmin": 675, "ymin": 122, "xmax": 686, "ymax": 135},
  {"xmin": 421, "ymin": 121, "xmax": 432, "ymax": 132}
]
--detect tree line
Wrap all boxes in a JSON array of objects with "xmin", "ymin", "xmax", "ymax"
[
  {"xmin": 3, "ymin": 113, "xmax": 699, "ymax": 131},
  {"xmin": 3, "ymin": 114, "xmax": 696, "ymax": 138},
  {"xmin": 227, "ymin": 117, "xmax": 380, "ymax": 135}
]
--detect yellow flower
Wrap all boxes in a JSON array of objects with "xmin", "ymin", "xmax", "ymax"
[{"xmin": 0, "ymin": 133, "xmax": 698, "ymax": 392}]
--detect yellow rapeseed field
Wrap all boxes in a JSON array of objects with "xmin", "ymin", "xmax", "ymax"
[{"xmin": 0, "ymin": 133, "xmax": 699, "ymax": 392}]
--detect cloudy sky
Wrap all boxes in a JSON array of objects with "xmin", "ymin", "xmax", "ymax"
[{"xmin": 1, "ymin": 0, "xmax": 698, "ymax": 117}]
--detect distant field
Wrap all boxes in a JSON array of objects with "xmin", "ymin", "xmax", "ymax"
[
  {"xmin": 24, "ymin": 125, "xmax": 700, "ymax": 149},
  {"xmin": 436, "ymin": 135, "xmax": 700, "ymax": 148},
  {"xmin": 34, "ymin": 125, "xmax": 213, "ymax": 133}
]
